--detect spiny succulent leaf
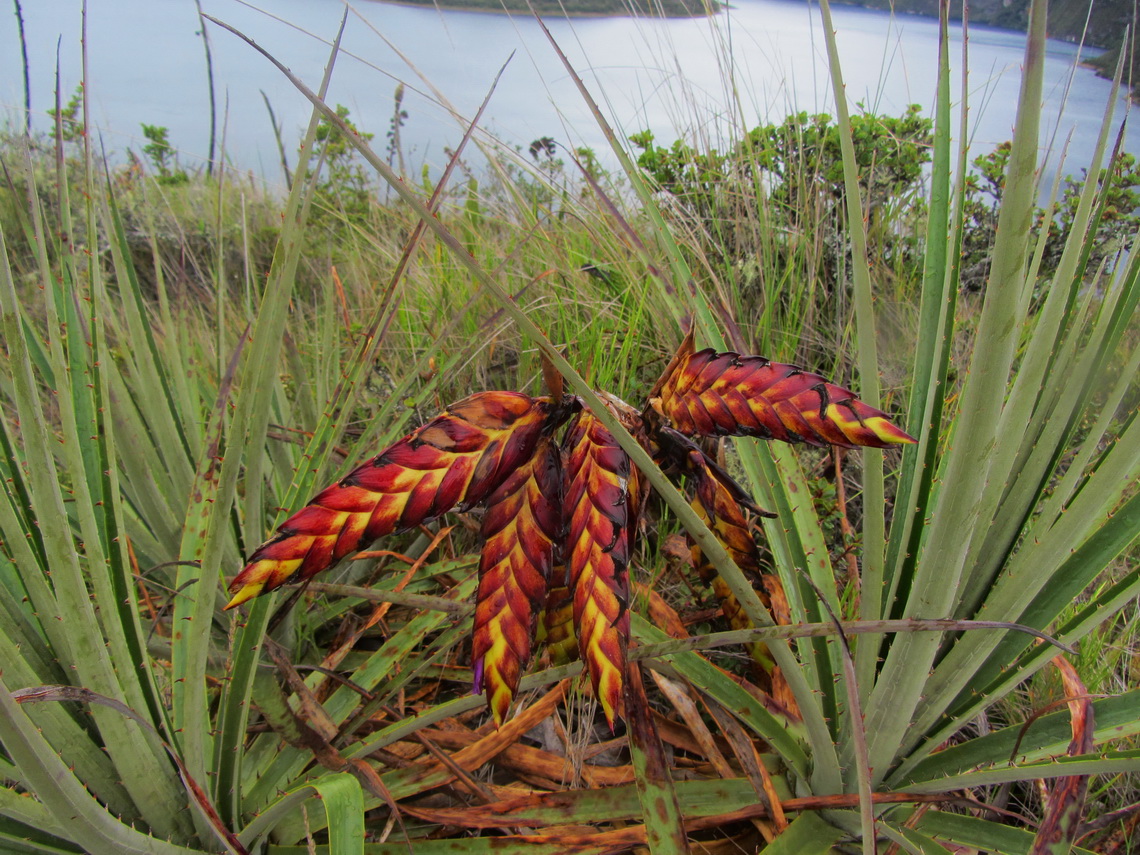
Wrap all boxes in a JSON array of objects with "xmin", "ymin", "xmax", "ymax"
[
  {"xmin": 655, "ymin": 348, "xmax": 916, "ymax": 448},
  {"xmin": 226, "ymin": 392, "xmax": 561, "ymax": 608},
  {"xmin": 472, "ymin": 436, "xmax": 561, "ymax": 725}
]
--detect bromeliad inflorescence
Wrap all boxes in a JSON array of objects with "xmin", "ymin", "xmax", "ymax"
[{"xmin": 226, "ymin": 333, "xmax": 914, "ymax": 727}]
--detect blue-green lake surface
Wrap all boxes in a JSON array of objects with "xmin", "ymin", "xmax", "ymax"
[{"xmin": 2, "ymin": 0, "xmax": 1132, "ymax": 186}]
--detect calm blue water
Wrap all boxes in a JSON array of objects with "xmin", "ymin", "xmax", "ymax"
[{"xmin": 1, "ymin": 0, "xmax": 1133, "ymax": 187}]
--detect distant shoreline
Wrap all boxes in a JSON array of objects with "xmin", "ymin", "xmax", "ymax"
[
  {"xmin": 367, "ymin": 0, "xmax": 722, "ymax": 19},
  {"xmin": 797, "ymin": 0, "xmax": 1137, "ymax": 100}
]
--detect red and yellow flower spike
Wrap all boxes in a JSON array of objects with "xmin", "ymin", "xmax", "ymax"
[
  {"xmin": 472, "ymin": 436, "xmax": 561, "ymax": 725},
  {"xmin": 664, "ymin": 430, "xmax": 797, "ymax": 712},
  {"xmin": 653, "ymin": 347, "xmax": 916, "ymax": 449},
  {"xmin": 563, "ymin": 402, "xmax": 639, "ymax": 728},
  {"xmin": 679, "ymin": 441, "xmax": 778, "ymax": 666},
  {"xmin": 226, "ymin": 392, "xmax": 559, "ymax": 609},
  {"xmin": 226, "ymin": 328, "xmax": 917, "ymax": 729},
  {"xmin": 538, "ymin": 582, "xmax": 579, "ymax": 667}
]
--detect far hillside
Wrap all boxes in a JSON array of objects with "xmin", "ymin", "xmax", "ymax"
[
  {"xmin": 815, "ymin": 0, "xmax": 1139, "ymax": 97},
  {"xmin": 383, "ymin": 0, "xmax": 720, "ymax": 17}
]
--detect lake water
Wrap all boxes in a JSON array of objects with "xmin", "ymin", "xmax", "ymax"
[{"xmin": 1, "ymin": 0, "xmax": 1134, "ymax": 188}]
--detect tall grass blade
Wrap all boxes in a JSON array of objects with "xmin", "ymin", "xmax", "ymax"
[
  {"xmin": 815, "ymin": 0, "xmax": 886, "ymax": 654},
  {"xmin": 212, "ymin": 13, "xmax": 348, "ymax": 825},
  {"xmin": 882, "ymin": 0, "xmax": 958, "ymax": 629}
]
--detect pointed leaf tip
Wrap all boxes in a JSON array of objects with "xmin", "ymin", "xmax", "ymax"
[{"xmin": 864, "ymin": 415, "xmax": 917, "ymax": 445}]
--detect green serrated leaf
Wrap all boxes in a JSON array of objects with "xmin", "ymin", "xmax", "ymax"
[
  {"xmin": 914, "ymin": 811, "xmax": 1098, "ymax": 855},
  {"xmin": 759, "ymin": 811, "xmax": 843, "ymax": 855},
  {"xmin": 239, "ymin": 773, "xmax": 364, "ymax": 855},
  {"xmin": 0, "ymin": 674, "xmax": 201, "ymax": 855}
]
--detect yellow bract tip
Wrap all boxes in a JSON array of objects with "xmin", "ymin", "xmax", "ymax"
[
  {"xmin": 866, "ymin": 416, "xmax": 918, "ymax": 445},
  {"xmin": 224, "ymin": 582, "xmax": 265, "ymax": 610},
  {"xmin": 488, "ymin": 685, "xmax": 511, "ymax": 728}
]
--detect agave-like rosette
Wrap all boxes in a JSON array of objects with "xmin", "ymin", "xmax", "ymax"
[
  {"xmin": 226, "ymin": 392, "xmax": 561, "ymax": 608},
  {"xmin": 472, "ymin": 436, "xmax": 562, "ymax": 725},
  {"xmin": 653, "ymin": 344, "xmax": 916, "ymax": 449}
]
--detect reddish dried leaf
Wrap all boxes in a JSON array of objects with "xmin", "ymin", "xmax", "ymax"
[
  {"xmin": 1031, "ymin": 657, "xmax": 1095, "ymax": 855},
  {"xmin": 637, "ymin": 584, "xmax": 689, "ymax": 641},
  {"xmin": 472, "ymin": 437, "xmax": 562, "ymax": 725},
  {"xmin": 654, "ymin": 348, "xmax": 915, "ymax": 449},
  {"xmin": 227, "ymin": 392, "xmax": 568, "ymax": 607}
]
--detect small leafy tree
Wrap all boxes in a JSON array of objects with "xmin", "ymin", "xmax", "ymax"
[
  {"xmin": 632, "ymin": 108, "xmax": 933, "ymax": 362},
  {"xmin": 962, "ymin": 142, "xmax": 1140, "ymax": 289},
  {"xmin": 47, "ymin": 84, "xmax": 84, "ymax": 143},
  {"xmin": 631, "ymin": 105, "xmax": 932, "ymax": 225},
  {"xmin": 140, "ymin": 123, "xmax": 189, "ymax": 185},
  {"xmin": 312, "ymin": 104, "xmax": 375, "ymax": 221}
]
